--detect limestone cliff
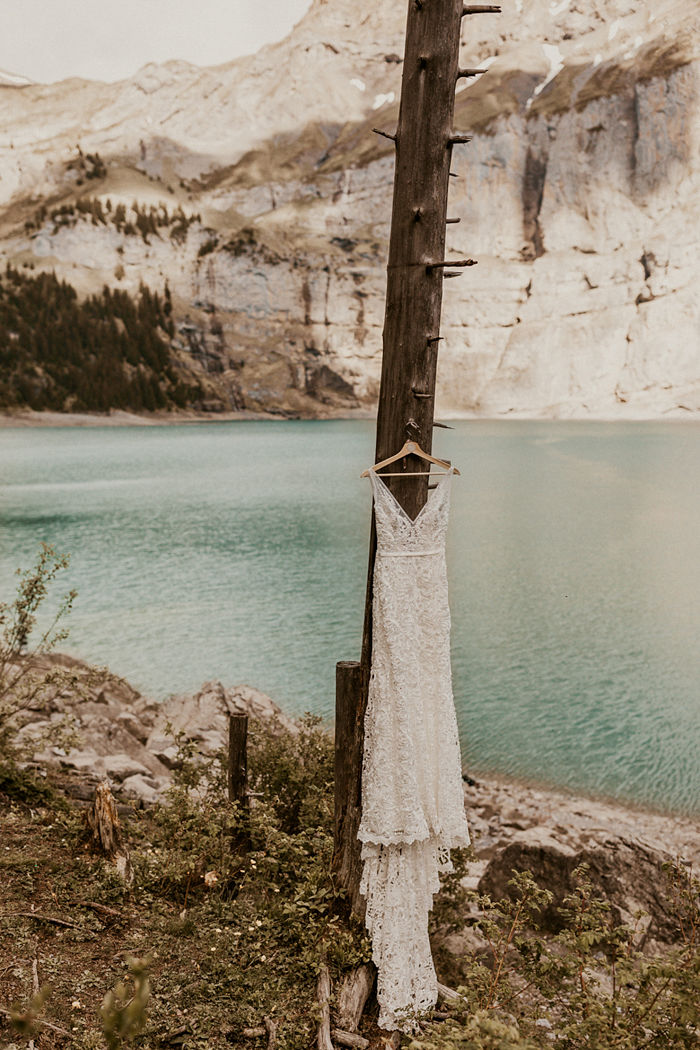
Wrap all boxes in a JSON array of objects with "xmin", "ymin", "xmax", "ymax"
[{"xmin": 0, "ymin": 0, "xmax": 698, "ymax": 418}]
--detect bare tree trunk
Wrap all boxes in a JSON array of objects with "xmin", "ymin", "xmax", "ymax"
[{"xmin": 334, "ymin": 0, "xmax": 502, "ymax": 914}]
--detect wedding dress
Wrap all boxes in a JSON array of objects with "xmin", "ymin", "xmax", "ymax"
[{"xmin": 359, "ymin": 467, "xmax": 470, "ymax": 1031}]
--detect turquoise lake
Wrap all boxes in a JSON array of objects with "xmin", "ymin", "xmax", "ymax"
[{"xmin": 1, "ymin": 419, "xmax": 699, "ymax": 815}]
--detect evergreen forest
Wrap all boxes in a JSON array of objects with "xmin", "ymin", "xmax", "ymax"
[{"xmin": 0, "ymin": 266, "xmax": 203, "ymax": 413}]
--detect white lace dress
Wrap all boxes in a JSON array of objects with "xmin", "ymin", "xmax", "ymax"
[{"xmin": 359, "ymin": 468, "xmax": 470, "ymax": 1031}]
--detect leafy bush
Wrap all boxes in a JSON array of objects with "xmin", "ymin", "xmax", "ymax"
[
  {"xmin": 0, "ymin": 544, "xmax": 76, "ymax": 748},
  {"xmin": 416, "ymin": 863, "xmax": 700, "ymax": 1050}
]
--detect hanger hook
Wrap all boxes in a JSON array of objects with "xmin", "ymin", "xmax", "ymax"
[{"xmin": 405, "ymin": 418, "xmax": 421, "ymax": 440}]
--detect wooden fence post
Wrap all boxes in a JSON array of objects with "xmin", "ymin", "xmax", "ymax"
[
  {"xmin": 333, "ymin": 660, "xmax": 366, "ymax": 917},
  {"xmin": 228, "ymin": 713, "xmax": 249, "ymax": 806}
]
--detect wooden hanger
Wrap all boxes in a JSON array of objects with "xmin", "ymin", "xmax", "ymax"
[{"xmin": 361, "ymin": 439, "xmax": 460, "ymax": 477}]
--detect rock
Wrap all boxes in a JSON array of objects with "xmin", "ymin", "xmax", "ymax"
[
  {"xmin": 11, "ymin": 656, "xmax": 299, "ymax": 794},
  {"xmin": 1, "ymin": 1, "xmax": 699, "ymax": 421},
  {"xmin": 478, "ymin": 828, "xmax": 682, "ymax": 943},
  {"xmin": 148, "ymin": 741, "xmax": 182, "ymax": 771},
  {"xmin": 57, "ymin": 749, "xmax": 104, "ymax": 779},
  {"xmin": 119, "ymin": 773, "xmax": 165, "ymax": 806},
  {"xmin": 102, "ymin": 754, "xmax": 153, "ymax": 783},
  {"xmin": 115, "ymin": 711, "xmax": 149, "ymax": 744},
  {"xmin": 147, "ymin": 679, "xmax": 297, "ymax": 759}
]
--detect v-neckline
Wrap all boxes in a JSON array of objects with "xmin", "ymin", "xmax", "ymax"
[{"xmin": 371, "ymin": 467, "xmax": 453, "ymax": 526}]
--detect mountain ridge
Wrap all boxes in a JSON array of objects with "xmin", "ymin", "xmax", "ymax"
[{"xmin": 0, "ymin": 0, "xmax": 698, "ymax": 419}]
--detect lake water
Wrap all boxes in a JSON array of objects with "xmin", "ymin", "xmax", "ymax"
[{"xmin": 1, "ymin": 419, "xmax": 699, "ymax": 815}]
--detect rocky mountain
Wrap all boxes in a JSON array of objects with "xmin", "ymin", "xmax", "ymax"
[{"xmin": 0, "ymin": 0, "xmax": 698, "ymax": 418}]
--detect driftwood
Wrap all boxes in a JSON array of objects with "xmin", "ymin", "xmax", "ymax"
[
  {"xmin": 332, "ymin": 1030, "xmax": 370, "ymax": 1049},
  {"xmin": 316, "ymin": 964, "xmax": 334, "ymax": 1050},
  {"xmin": 84, "ymin": 781, "xmax": 133, "ymax": 884},
  {"xmin": 336, "ymin": 964, "xmax": 374, "ymax": 1032}
]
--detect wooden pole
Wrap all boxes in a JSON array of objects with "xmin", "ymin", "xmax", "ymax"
[
  {"xmin": 333, "ymin": 0, "xmax": 500, "ymax": 913},
  {"xmin": 333, "ymin": 660, "xmax": 365, "ymax": 915},
  {"xmin": 228, "ymin": 712, "xmax": 248, "ymax": 806}
]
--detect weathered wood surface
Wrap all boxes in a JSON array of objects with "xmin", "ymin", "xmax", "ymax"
[
  {"xmin": 374, "ymin": 0, "xmax": 466, "ymax": 515},
  {"xmin": 336, "ymin": 963, "xmax": 375, "ymax": 1032},
  {"xmin": 85, "ymin": 780, "xmax": 133, "ymax": 884},
  {"xmin": 316, "ymin": 964, "xmax": 334, "ymax": 1050},
  {"xmin": 333, "ymin": 660, "xmax": 366, "ymax": 918},
  {"xmin": 227, "ymin": 712, "xmax": 248, "ymax": 806},
  {"xmin": 332, "ymin": 1031, "xmax": 370, "ymax": 1049},
  {"xmin": 334, "ymin": 0, "xmax": 471, "ymax": 917}
]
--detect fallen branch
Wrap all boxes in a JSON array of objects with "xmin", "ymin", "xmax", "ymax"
[
  {"xmin": 263, "ymin": 1015, "xmax": 277, "ymax": 1050},
  {"xmin": 337, "ymin": 964, "xmax": 374, "ymax": 1032},
  {"xmin": 242, "ymin": 1027, "xmax": 266, "ymax": 1038},
  {"xmin": 317, "ymin": 964, "xmax": 334, "ymax": 1050},
  {"xmin": 437, "ymin": 982, "xmax": 462, "ymax": 1003},
  {"xmin": 80, "ymin": 900, "xmax": 125, "ymax": 919},
  {"xmin": 333, "ymin": 1029, "xmax": 369, "ymax": 1049},
  {"xmin": 9, "ymin": 911, "xmax": 80, "ymax": 929}
]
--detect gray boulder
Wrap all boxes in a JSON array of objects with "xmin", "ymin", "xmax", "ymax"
[
  {"xmin": 478, "ymin": 826, "xmax": 682, "ymax": 944},
  {"xmin": 146, "ymin": 680, "xmax": 297, "ymax": 762}
]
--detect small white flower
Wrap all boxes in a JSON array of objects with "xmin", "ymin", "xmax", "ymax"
[
  {"xmin": 260, "ymin": 955, "xmax": 266, "ymax": 962},
  {"xmin": 203, "ymin": 870, "xmax": 218, "ymax": 888},
  {"xmin": 71, "ymin": 1000, "xmax": 82, "ymax": 1010},
  {"xmin": 255, "ymin": 919, "xmax": 263, "ymax": 927}
]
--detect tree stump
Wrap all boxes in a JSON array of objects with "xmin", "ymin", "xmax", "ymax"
[{"xmin": 85, "ymin": 781, "xmax": 133, "ymax": 885}]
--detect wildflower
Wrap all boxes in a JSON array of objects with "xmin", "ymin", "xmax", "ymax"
[
  {"xmin": 71, "ymin": 1000, "xmax": 82, "ymax": 1010},
  {"xmin": 204, "ymin": 870, "xmax": 218, "ymax": 888},
  {"xmin": 255, "ymin": 919, "xmax": 263, "ymax": 927}
]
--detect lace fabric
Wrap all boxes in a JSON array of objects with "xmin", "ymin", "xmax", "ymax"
[{"xmin": 359, "ymin": 469, "xmax": 470, "ymax": 1031}]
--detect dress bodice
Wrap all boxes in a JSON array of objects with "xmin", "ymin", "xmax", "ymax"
[{"xmin": 369, "ymin": 468, "xmax": 453, "ymax": 558}]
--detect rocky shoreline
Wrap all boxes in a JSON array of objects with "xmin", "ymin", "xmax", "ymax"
[
  {"xmin": 2, "ymin": 407, "xmax": 699, "ymax": 429},
  {"xmin": 0, "ymin": 407, "xmax": 375, "ymax": 428},
  {"xmin": 13, "ymin": 654, "xmax": 700, "ymax": 951}
]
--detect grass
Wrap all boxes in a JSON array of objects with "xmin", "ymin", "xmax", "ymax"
[{"xmin": 0, "ymin": 717, "xmax": 372, "ymax": 1050}]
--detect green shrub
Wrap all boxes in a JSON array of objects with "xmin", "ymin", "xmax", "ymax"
[{"xmin": 416, "ymin": 863, "xmax": 700, "ymax": 1050}]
